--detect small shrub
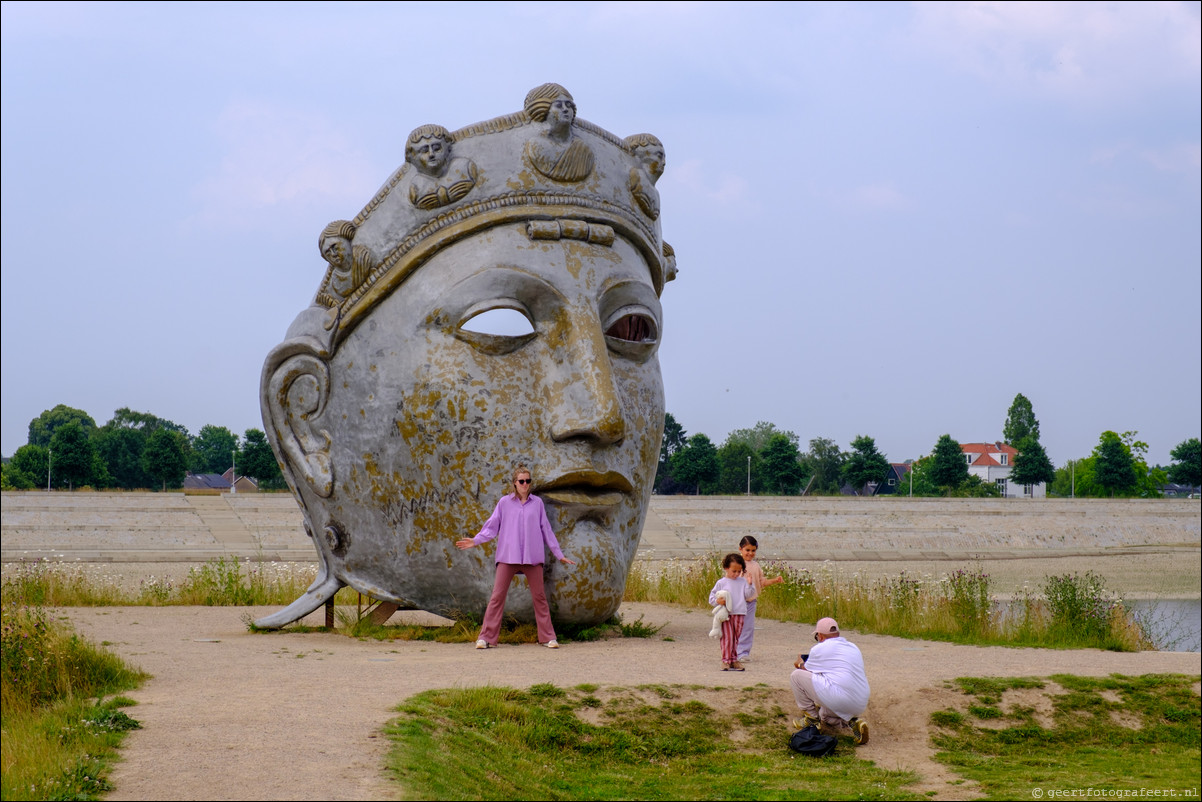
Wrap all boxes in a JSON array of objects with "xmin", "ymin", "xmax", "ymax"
[
  {"xmin": 1043, "ymin": 571, "xmax": 1120, "ymax": 641},
  {"xmin": 944, "ymin": 568, "xmax": 993, "ymax": 636},
  {"xmin": 619, "ymin": 615, "xmax": 665, "ymax": 638}
]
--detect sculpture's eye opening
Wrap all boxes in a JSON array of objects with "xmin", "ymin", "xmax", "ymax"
[
  {"xmin": 605, "ymin": 312, "xmax": 656, "ymax": 343},
  {"xmin": 456, "ymin": 306, "xmax": 536, "ymax": 354},
  {"xmin": 460, "ymin": 307, "xmax": 534, "ymax": 336},
  {"xmin": 604, "ymin": 308, "xmax": 659, "ymax": 362}
]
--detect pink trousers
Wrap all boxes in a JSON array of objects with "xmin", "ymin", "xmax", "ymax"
[
  {"xmin": 720, "ymin": 614, "xmax": 744, "ymax": 664},
  {"xmin": 477, "ymin": 563, "xmax": 557, "ymax": 645}
]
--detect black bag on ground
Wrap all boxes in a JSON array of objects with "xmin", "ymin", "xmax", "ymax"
[{"xmin": 789, "ymin": 724, "xmax": 837, "ymax": 757}]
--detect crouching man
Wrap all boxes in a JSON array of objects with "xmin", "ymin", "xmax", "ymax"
[{"xmin": 790, "ymin": 617, "xmax": 871, "ymax": 745}]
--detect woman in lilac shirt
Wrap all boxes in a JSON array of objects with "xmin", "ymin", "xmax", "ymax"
[{"xmin": 456, "ymin": 466, "xmax": 576, "ymax": 649}]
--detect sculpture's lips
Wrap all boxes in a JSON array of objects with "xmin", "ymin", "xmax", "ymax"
[{"xmin": 538, "ymin": 471, "xmax": 633, "ymax": 506}]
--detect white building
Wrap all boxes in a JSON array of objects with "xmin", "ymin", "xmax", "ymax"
[{"xmin": 961, "ymin": 442, "xmax": 1046, "ymax": 498}]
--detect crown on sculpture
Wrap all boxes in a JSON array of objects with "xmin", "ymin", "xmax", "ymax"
[{"xmin": 310, "ymin": 83, "xmax": 675, "ymax": 343}]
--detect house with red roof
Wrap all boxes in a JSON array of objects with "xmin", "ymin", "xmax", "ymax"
[{"xmin": 961, "ymin": 441, "xmax": 1045, "ymax": 498}]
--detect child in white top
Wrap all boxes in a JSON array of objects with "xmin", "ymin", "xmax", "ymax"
[
  {"xmin": 737, "ymin": 535, "xmax": 784, "ymax": 662},
  {"xmin": 708, "ymin": 553, "xmax": 758, "ymax": 671}
]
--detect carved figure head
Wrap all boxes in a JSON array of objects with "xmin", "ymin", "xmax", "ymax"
[
  {"xmin": 405, "ymin": 124, "xmax": 453, "ymax": 176},
  {"xmin": 525, "ymin": 82, "xmax": 576, "ymax": 136},
  {"xmin": 626, "ymin": 133, "xmax": 666, "ymax": 182},
  {"xmin": 318, "ymin": 220, "xmax": 356, "ymax": 272},
  {"xmin": 258, "ymin": 85, "xmax": 672, "ymax": 629}
]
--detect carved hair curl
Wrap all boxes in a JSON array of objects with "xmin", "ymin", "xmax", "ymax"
[
  {"xmin": 624, "ymin": 133, "xmax": 663, "ymax": 151},
  {"xmin": 318, "ymin": 220, "xmax": 356, "ymax": 251}
]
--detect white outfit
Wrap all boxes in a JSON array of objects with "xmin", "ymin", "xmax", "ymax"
[{"xmin": 790, "ymin": 635, "xmax": 870, "ymax": 724}]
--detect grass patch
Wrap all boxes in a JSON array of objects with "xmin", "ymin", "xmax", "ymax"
[
  {"xmin": 930, "ymin": 673, "xmax": 1201, "ymax": 800},
  {"xmin": 1, "ymin": 604, "xmax": 147, "ymax": 801},
  {"xmin": 625, "ymin": 555, "xmax": 1157, "ymax": 651},
  {"xmin": 2, "ymin": 561, "xmax": 665, "ymax": 646},
  {"xmin": 385, "ymin": 683, "xmax": 923, "ymax": 800},
  {"xmin": 2, "ymin": 557, "xmax": 337, "ymax": 608}
]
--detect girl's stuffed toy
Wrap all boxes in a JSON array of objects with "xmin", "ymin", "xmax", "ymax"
[{"xmin": 709, "ymin": 589, "xmax": 731, "ymax": 638}]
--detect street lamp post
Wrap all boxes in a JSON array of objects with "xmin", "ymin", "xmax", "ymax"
[
  {"xmin": 746, "ymin": 455, "xmax": 750, "ymax": 495},
  {"xmin": 1070, "ymin": 459, "xmax": 1075, "ymax": 499},
  {"xmin": 47, "ymin": 448, "xmax": 52, "ymax": 492},
  {"xmin": 231, "ymin": 449, "xmax": 237, "ymax": 495}
]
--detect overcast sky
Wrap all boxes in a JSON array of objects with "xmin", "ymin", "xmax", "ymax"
[{"xmin": 2, "ymin": 1, "xmax": 1199, "ymax": 469}]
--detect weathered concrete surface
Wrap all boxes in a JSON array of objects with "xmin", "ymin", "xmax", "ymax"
[
  {"xmin": 643, "ymin": 496, "xmax": 1201, "ymax": 560},
  {"xmin": 3, "ymin": 491, "xmax": 1196, "ymax": 563},
  {"xmin": 1, "ymin": 492, "xmax": 316, "ymax": 562}
]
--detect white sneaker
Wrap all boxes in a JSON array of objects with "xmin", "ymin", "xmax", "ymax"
[
  {"xmin": 475, "ymin": 639, "xmax": 489, "ymax": 649},
  {"xmin": 545, "ymin": 640, "xmax": 559, "ymax": 649}
]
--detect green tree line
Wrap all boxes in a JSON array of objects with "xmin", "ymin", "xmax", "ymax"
[
  {"xmin": 655, "ymin": 393, "xmax": 1198, "ymax": 499},
  {"xmin": 1, "ymin": 404, "xmax": 285, "ymax": 491}
]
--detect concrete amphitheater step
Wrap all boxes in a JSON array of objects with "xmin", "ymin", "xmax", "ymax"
[{"xmin": 2, "ymin": 492, "xmax": 1198, "ymax": 565}]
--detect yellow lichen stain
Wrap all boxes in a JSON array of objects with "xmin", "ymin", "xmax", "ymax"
[
  {"xmin": 394, "ymin": 414, "xmax": 419, "ymax": 441},
  {"xmin": 361, "ymin": 452, "xmax": 383, "ymax": 478},
  {"xmin": 506, "ymin": 170, "xmax": 537, "ymax": 192},
  {"xmin": 560, "ymin": 242, "xmax": 590, "ymax": 280}
]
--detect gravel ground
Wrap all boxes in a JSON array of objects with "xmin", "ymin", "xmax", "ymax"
[{"xmin": 60, "ymin": 591, "xmax": 1201, "ymax": 801}]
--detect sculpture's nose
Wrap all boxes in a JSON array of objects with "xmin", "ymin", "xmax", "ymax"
[{"xmin": 546, "ymin": 313, "xmax": 625, "ymax": 445}]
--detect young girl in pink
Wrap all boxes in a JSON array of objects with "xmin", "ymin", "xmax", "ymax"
[
  {"xmin": 708, "ymin": 553, "xmax": 758, "ymax": 671},
  {"xmin": 737, "ymin": 535, "xmax": 784, "ymax": 662}
]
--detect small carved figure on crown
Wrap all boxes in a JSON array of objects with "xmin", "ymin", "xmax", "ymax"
[
  {"xmin": 662, "ymin": 241, "xmax": 678, "ymax": 282},
  {"xmin": 625, "ymin": 133, "xmax": 665, "ymax": 220},
  {"xmin": 315, "ymin": 220, "xmax": 374, "ymax": 307},
  {"xmin": 406, "ymin": 124, "xmax": 479, "ymax": 211},
  {"xmin": 524, "ymin": 83, "xmax": 594, "ymax": 183}
]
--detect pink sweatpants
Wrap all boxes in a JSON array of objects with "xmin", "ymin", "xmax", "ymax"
[
  {"xmin": 477, "ymin": 563, "xmax": 557, "ymax": 645},
  {"xmin": 720, "ymin": 614, "xmax": 744, "ymax": 664}
]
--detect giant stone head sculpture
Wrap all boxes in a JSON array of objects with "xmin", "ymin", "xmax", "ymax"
[{"xmin": 256, "ymin": 84, "xmax": 675, "ymax": 629}]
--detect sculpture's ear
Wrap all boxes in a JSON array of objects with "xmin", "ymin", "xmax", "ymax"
[{"xmin": 261, "ymin": 339, "xmax": 333, "ymax": 498}]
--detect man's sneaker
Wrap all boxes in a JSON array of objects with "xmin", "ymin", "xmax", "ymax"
[
  {"xmin": 545, "ymin": 640, "xmax": 559, "ymax": 649},
  {"xmin": 792, "ymin": 713, "xmax": 819, "ymax": 730},
  {"xmin": 475, "ymin": 639, "xmax": 489, "ymax": 649},
  {"xmin": 851, "ymin": 717, "xmax": 869, "ymax": 745}
]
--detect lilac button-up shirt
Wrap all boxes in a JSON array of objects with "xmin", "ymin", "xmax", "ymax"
[{"xmin": 471, "ymin": 493, "xmax": 566, "ymax": 566}]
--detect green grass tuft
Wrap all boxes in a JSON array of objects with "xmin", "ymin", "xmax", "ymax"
[
  {"xmin": 385, "ymin": 683, "xmax": 924, "ymax": 800},
  {"xmin": 1, "ymin": 603, "xmax": 147, "ymax": 801},
  {"xmin": 930, "ymin": 673, "xmax": 1201, "ymax": 799},
  {"xmin": 625, "ymin": 555, "xmax": 1158, "ymax": 650}
]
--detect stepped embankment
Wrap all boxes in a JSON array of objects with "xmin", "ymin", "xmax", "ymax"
[{"xmin": 3, "ymin": 491, "xmax": 1196, "ymax": 563}]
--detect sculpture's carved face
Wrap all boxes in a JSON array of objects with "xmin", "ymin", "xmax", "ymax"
[
  {"xmin": 320, "ymin": 236, "xmax": 352, "ymax": 272},
  {"xmin": 309, "ymin": 221, "xmax": 664, "ymax": 622},
  {"xmin": 411, "ymin": 136, "xmax": 449, "ymax": 175},
  {"xmin": 636, "ymin": 144, "xmax": 665, "ymax": 181},
  {"xmin": 546, "ymin": 95, "xmax": 577, "ymax": 132}
]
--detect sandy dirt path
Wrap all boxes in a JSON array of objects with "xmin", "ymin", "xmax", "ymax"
[{"xmin": 62, "ymin": 602, "xmax": 1201, "ymax": 801}]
